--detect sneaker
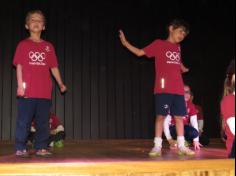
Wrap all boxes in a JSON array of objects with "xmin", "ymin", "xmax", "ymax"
[
  {"xmin": 169, "ymin": 140, "xmax": 177, "ymax": 150},
  {"xmin": 15, "ymin": 149, "xmax": 30, "ymax": 158},
  {"xmin": 184, "ymin": 141, "xmax": 190, "ymax": 147},
  {"xmin": 149, "ymin": 147, "xmax": 162, "ymax": 157},
  {"xmin": 55, "ymin": 140, "xmax": 64, "ymax": 148},
  {"xmin": 49, "ymin": 141, "xmax": 54, "ymax": 148},
  {"xmin": 36, "ymin": 149, "xmax": 52, "ymax": 157},
  {"xmin": 178, "ymin": 146, "xmax": 195, "ymax": 156}
]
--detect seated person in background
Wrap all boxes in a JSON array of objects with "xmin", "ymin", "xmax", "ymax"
[
  {"xmin": 164, "ymin": 85, "xmax": 202, "ymax": 151},
  {"xmin": 221, "ymin": 59, "xmax": 235, "ymax": 158},
  {"xmin": 28, "ymin": 113, "xmax": 65, "ymax": 148},
  {"xmin": 191, "ymin": 94, "xmax": 209, "ymax": 146}
]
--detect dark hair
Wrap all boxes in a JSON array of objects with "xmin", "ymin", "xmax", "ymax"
[
  {"xmin": 25, "ymin": 10, "xmax": 46, "ymax": 24},
  {"xmin": 168, "ymin": 19, "xmax": 190, "ymax": 35}
]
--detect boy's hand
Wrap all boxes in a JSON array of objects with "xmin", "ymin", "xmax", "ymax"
[
  {"xmin": 119, "ymin": 30, "xmax": 128, "ymax": 47},
  {"xmin": 59, "ymin": 84, "xmax": 67, "ymax": 93},
  {"xmin": 180, "ymin": 63, "xmax": 189, "ymax": 73},
  {"xmin": 183, "ymin": 67, "xmax": 189, "ymax": 73},
  {"xmin": 17, "ymin": 86, "xmax": 25, "ymax": 97},
  {"xmin": 193, "ymin": 141, "xmax": 202, "ymax": 151}
]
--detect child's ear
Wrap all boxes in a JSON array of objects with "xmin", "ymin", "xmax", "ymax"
[
  {"xmin": 43, "ymin": 26, "xmax": 46, "ymax": 30},
  {"xmin": 168, "ymin": 25, "xmax": 174, "ymax": 32},
  {"xmin": 25, "ymin": 24, "xmax": 29, "ymax": 29}
]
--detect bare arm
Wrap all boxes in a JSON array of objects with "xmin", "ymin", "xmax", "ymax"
[
  {"xmin": 119, "ymin": 30, "xmax": 145, "ymax": 57},
  {"xmin": 51, "ymin": 67, "xmax": 67, "ymax": 93},
  {"xmin": 16, "ymin": 64, "xmax": 25, "ymax": 96},
  {"xmin": 190, "ymin": 115, "xmax": 203, "ymax": 150}
]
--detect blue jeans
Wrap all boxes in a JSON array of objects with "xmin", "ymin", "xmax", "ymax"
[{"xmin": 15, "ymin": 98, "xmax": 51, "ymax": 150}]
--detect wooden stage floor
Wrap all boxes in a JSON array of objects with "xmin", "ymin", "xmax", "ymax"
[{"xmin": 0, "ymin": 139, "xmax": 235, "ymax": 176}]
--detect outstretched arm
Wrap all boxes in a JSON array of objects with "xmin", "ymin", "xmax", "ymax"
[
  {"xmin": 51, "ymin": 67, "xmax": 67, "ymax": 93},
  {"xmin": 119, "ymin": 30, "xmax": 145, "ymax": 57}
]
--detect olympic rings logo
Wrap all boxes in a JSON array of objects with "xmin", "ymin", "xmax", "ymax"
[
  {"xmin": 29, "ymin": 51, "xmax": 45, "ymax": 62},
  {"xmin": 165, "ymin": 51, "xmax": 180, "ymax": 61}
]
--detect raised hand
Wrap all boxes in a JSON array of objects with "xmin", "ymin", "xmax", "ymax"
[{"xmin": 119, "ymin": 30, "xmax": 128, "ymax": 47}]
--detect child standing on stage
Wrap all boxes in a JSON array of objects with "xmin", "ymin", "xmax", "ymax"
[
  {"xmin": 119, "ymin": 19, "xmax": 195, "ymax": 156},
  {"xmin": 221, "ymin": 59, "xmax": 235, "ymax": 158},
  {"xmin": 13, "ymin": 10, "xmax": 66, "ymax": 157}
]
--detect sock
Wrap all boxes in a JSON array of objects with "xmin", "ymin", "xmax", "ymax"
[
  {"xmin": 154, "ymin": 137, "xmax": 162, "ymax": 148},
  {"xmin": 177, "ymin": 136, "xmax": 185, "ymax": 148}
]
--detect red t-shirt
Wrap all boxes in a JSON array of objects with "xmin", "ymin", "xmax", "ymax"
[
  {"xmin": 143, "ymin": 39, "xmax": 184, "ymax": 95},
  {"xmin": 49, "ymin": 113, "xmax": 61, "ymax": 130},
  {"xmin": 13, "ymin": 38, "xmax": 58, "ymax": 99},
  {"xmin": 195, "ymin": 104, "xmax": 204, "ymax": 120},
  {"xmin": 31, "ymin": 113, "xmax": 61, "ymax": 131},
  {"xmin": 171, "ymin": 101, "xmax": 197, "ymax": 125},
  {"xmin": 221, "ymin": 94, "xmax": 235, "ymax": 155}
]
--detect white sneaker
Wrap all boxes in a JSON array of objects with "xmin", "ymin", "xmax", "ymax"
[
  {"xmin": 149, "ymin": 146, "xmax": 162, "ymax": 157},
  {"xmin": 178, "ymin": 146, "xmax": 195, "ymax": 156},
  {"xmin": 49, "ymin": 141, "xmax": 54, "ymax": 148}
]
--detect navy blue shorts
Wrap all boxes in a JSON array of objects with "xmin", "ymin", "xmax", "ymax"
[{"xmin": 155, "ymin": 93, "xmax": 187, "ymax": 116}]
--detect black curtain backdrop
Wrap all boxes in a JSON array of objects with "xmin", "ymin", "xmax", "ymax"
[{"xmin": 0, "ymin": 0, "xmax": 235, "ymax": 140}]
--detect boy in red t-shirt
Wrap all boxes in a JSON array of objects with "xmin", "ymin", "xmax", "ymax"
[
  {"xmin": 119, "ymin": 19, "xmax": 195, "ymax": 156},
  {"xmin": 13, "ymin": 10, "xmax": 66, "ymax": 157},
  {"xmin": 221, "ymin": 59, "xmax": 235, "ymax": 158}
]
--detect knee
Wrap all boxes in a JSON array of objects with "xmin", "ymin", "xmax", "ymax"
[
  {"xmin": 156, "ymin": 115, "xmax": 165, "ymax": 122},
  {"xmin": 174, "ymin": 117, "xmax": 183, "ymax": 124},
  {"xmin": 191, "ymin": 129, "xmax": 199, "ymax": 138}
]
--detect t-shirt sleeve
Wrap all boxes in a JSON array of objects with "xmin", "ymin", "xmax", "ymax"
[
  {"xmin": 13, "ymin": 42, "xmax": 24, "ymax": 66},
  {"xmin": 221, "ymin": 96, "xmax": 235, "ymax": 121},
  {"xmin": 189, "ymin": 102, "xmax": 197, "ymax": 116},
  {"xmin": 143, "ymin": 39, "xmax": 160, "ymax": 58},
  {"xmin": 48, "ymin": 43, "xmax": 58, "ymax": 68}
]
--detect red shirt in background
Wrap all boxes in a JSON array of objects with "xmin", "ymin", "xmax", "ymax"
[
  {"xmin": 49, "ymin": 113, "xmax": 61, "ymax": 130},
  {"xmin": 221, "ymin": 94, "xmax": 235, "ymax": 155},
  {"xmin": 195, "ymin": 104, "xmax": 204, "ymax": 120},
  {"xmin": 32, "ymin": 113, "xmax": 61, "ymax": 131},
  {"xmin": 171, "ymin": 100, "xmax": 197, "ymax": 125}
]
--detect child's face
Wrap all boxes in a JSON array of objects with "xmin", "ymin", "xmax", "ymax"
[
  {"xmin": 184, "ymin": 86, "xmax": 191, "ymax": 101},
  {"xmin": 25, "ymin": 13, "xmax": 45, "ymax": 33},
  {"xmin": 169, "ymin": 26, "xmax": 187, "ymax": 43}
]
